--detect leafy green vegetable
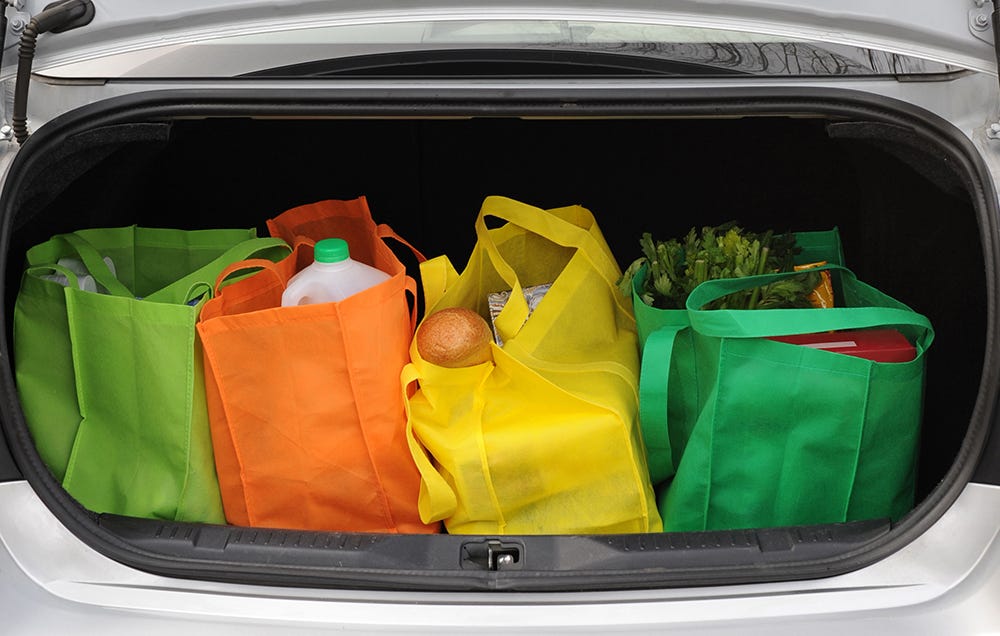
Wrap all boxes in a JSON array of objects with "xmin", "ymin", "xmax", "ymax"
[{"xmin": 618, "ymin": 223, "xmax": 820, "ymax": 311}]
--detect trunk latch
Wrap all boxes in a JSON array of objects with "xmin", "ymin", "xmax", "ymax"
[{"xmin": 461, "ymin": 539, "xmax": 523, "ymax": 571}]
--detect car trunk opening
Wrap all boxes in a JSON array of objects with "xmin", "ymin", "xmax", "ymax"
[{"xmin": 0, "ymin": 88, "xmax": 993, "ymax": 591}]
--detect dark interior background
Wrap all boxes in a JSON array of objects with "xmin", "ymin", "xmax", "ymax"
[{"xmin": 5, "ymin": 115, "xmax": 984, "ymax": 509}]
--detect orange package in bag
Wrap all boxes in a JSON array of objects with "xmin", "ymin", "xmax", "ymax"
[
  {"xmin": 197, "ymin": 198, "xmax": 438, "ymax": 533},
  {"xmin": 794, "ymin": 261, "xmax": 835, "ymax": 308}
]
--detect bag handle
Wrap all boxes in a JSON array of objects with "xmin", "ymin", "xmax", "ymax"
[
  {"xmin": 213, "ymin": 258, "xmax": 287, "ymax": 296},
  {"xmin": 473, "ymin": 196, "xmax": 623, "ymax": 343},
  {"xmin": 401, "ymin": 363, "xmax": 459, "ymax": 522},
  {"xmin": 686, "ymin": 264, "xmax": 934, "ymax": 343},
  {"xmin": 53, "ymin": 233, "xmax": 290, "ymax": 302},
  {"xmin": 146, "ymin": 237, "xmax": 290, "ymax": 303},
  {"xmin": 419, "ymin": 256, "xmax": 461, "ymax": 312},
  {"xmin": 638, "ymin": 325, "xmax": 682, "ymax": 484},
  {"xmin": 52, "ymin": 233, "xmax": 133, "ymax": 297},
  {"xmin": 26, "ymin": 263, "xmax": 81, "ymax": 288},
  {"xmin": 378, "ymin": 224, "xmax": 425, "ymax": 331},
  {"xmin": 475, "ymin": 196, "xmax": 622, "ymax": 287},
  {"xmin": 377, "ymin": 223, "xmax": 427, "ymax": 264},
  {"xmin": 404, "ymin": 276, "xmax": 419, "ymax": 333}
]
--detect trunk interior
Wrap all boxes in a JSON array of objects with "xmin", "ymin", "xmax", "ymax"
[{"xmin": 1, "ymin": 106, "xmax": 988, "ymax": 590}]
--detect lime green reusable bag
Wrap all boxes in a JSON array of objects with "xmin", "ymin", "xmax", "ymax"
[
  {"xmin": 654, "ymin": 264, "xmax": 933, "ymax": 532},
  {"xmin": 635, "ymin": 229, "xmax": 844, "ymax": 483},
  {"xmin": 14, "ymin": 227, "xmax": 288, "ymax": 522}
]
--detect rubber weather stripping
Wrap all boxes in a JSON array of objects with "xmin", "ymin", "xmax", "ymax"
[
  {"xmin": 11, "ymin": 0, "xmax": 94, "ymax": 145},
  {"xmin": 994, "ymin": 1, "xmax": 1000, "ymax": 90}
]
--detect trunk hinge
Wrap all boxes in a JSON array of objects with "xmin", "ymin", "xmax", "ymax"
[
  {"xmin": 975, "ymin": 1, "xmax": 1000, "ymax": 139},
  {"xmin": 9, "ymin": 0, "xmax": 94, "ymax": 145},
  {"xmin": 971, "ymin": 0, "xmax": 995, "ymax": 45}
]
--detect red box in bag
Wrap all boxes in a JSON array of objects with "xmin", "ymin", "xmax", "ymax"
[{"xmin": 768, "ymin": 328, "xmax": 916, "ymax": 363}]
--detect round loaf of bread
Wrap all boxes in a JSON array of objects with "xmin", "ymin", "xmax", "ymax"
[{"xmin": 417, "ymin": 307, "xmax": 494, "ymax": 368}]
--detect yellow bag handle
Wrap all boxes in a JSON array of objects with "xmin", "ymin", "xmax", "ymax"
[
  {"xmin": 473, "ymin": 196, "xmax": 626, "ymax": 342},
  {"xmin": 419, "ymin": 255, "xmax": 461, "ymax": 312},
  {"xmin": 401, "ymin": 362, "xmax": 459, "ymax": 522}
]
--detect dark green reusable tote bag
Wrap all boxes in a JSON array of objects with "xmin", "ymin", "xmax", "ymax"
[
  {"xmin": 14, "ymin": 226, "xmax": 288, "ymax": 522},
  {"xmin": 634, "ymin": 229, "xmax": 844, "ymax": 483},
  {"xmin": 657, "ymin": 264, "xmax": 933, "ymax": 532}
]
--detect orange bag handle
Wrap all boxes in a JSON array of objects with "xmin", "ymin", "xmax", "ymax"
[
  {"xmin": 377, "ymin": 226, "xmax": 423, "ymax": 333},
  {"xmin": 377, "ymin": 223, "xmax": 427, "ymax": 263},
  {"xmin": 404, "ymin": 275, "xmax": 419, "ymax": 333},
  {"xmin": 213, "ymin": 258, "xmax": 286, "ymax": 296}
]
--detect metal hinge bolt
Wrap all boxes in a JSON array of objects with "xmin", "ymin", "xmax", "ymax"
[
  {"xmin": 976, "ymin": 13, "xmax": 992, "ymax": 28},
  {"xmin": 0, "ymin": 125, "xmax": 13, "ymax": 142},
  {"xmin": 988, "ymin": 123, "xmax": 1000, "ymax": 139}
]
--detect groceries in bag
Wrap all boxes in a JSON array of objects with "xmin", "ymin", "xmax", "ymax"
[
  {"xmin": 403, "ymin": 196, "xmax": 661, "ymax": 535},
  {"xmin": 14, "ymin": 226, "xmax": 289, "ymax": 522},
  {"xmin": 281, "ymin": 237, "xmax": 390, "ymax": 306},
  {"xmin": 624, "ymin": 220, "xmax": 932, "ymax": 532},
  {"xmin": 625, "ymin": 225, "xmax": 846, "ymax": 484},
  {"xmin": 486, "ymin": 283, "xmax": 552, "ymax": 346},
  {"xmin": 620, "ymin": 224, "xmax": 825, "ymax": 311},
  {"xmin": 198, "ymin": 198, "xmax": 438, "ymax": 533},
  {"xmin": 416, "ymin": 308, "xmax": 494, "ymax": 368},
  {"xmin": 768, "ymin": 328, "xmax": 916, "ymax": 362},
  {"xmin": 38, "ymin": 256, "xmax": 117, "ymax": 293}
]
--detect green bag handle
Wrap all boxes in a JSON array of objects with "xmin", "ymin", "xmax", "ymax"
[
  {"xmin": 638, "ymin": 325, "xmax": 682, "ymax": 483},
  {"xmin": 145, "ymin": 236, "xmax": 289, "ymax": 303},
  {"xmin": 25, "ymin": 263, "xmax": 82, "ymax": 288},
  {"xmin": 474, "ymin": 196, "xmax": 624, "ymax": 343},
  {"xmin": 53, "ymin": 232, "xmax": 289, "ymax": 303},
  {"xmin": 52, "ymin": 233, "xmax": 133, "ymax": 297},
  {"xmin": 632, "ymin": 264, "xmax": 685, "ymax": 482},
  {"xmin": 686, "ymin": 264, "xmax": 934, "ymax": 346}
]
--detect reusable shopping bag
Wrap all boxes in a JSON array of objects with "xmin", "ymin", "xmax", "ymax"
[
  {"xmin": 198, "ymin": 198, "xmax": 438, "ymax": 533},
  {"xmin": 14, "ymin": 226, "xmax": 288, "ymax": 522},
  {"xmin": 654, "ymin": 264, "xmax": 933, "ymax": 532},
  {"xmin": 635, "ymin": 229, "xmax": 845, "ymax": 483},
  {"xmin": 403, "ymin": 196, "xmax": 662, "ymax": 535}
]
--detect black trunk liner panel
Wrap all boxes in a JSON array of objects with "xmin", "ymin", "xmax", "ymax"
[{"xmin": 0, "ymin": 86, "xmax": 994, "ymax": 591}]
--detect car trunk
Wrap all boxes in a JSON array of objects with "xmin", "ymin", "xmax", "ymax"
[{"xmin": 0, "ymin": 88, "xmax": 992, "ymax": 591}]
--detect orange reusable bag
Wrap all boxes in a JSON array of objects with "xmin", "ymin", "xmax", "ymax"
[{"xmin": 197, "ymin": 198, "xmax": 438, "ymax": 533}]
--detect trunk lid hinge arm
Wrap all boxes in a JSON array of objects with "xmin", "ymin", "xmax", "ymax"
[
  {"xmin": 9, "ymin": 0, "xmax": 94, "ymax": 145},
  {"xmin": 980, "ymin": 1, "xmax": 1000, "ymax": 139}
]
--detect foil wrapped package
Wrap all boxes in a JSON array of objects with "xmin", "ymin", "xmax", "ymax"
[{"xmin": 487, "ymin": 283, "xmax": 552, "ymax": 346}]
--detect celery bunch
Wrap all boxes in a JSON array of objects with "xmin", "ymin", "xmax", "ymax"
[{"xmin": 618, "ymin": 223, "xmax": 820, "ymax": 310}]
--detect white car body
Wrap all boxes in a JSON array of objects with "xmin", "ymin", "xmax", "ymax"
[{"xmin": 1, "ymin": 1, "xmax": 999, "ymax": 633}]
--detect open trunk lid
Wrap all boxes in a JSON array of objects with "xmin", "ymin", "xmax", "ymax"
[{"xmin": 9, "ymin": 1, "xmax": 999, "ymax": 78}]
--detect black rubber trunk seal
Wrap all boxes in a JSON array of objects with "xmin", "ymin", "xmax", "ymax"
[{"xmin": 0, "ymin": 84, "xmax": 996, "ymax": 592}]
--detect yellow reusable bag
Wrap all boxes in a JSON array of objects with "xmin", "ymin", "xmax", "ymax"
[{"xmin": 403, "ymin": 196, "xmax": 661, "ymax": 534}]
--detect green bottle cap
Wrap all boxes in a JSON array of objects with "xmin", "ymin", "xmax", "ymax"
[{"xmin": 314, "ymin": 238, "xmax": 350, "ymax": 263}]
